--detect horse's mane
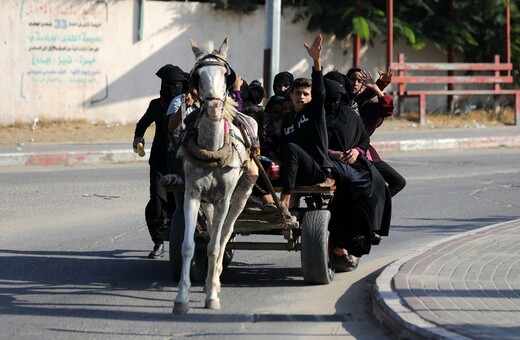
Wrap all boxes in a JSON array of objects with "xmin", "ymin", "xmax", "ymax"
[
  {"xmin": 193, "ymin": 41, "xmax": 226, "ymax": 60},
  {"xmin": 223, "ymin": 96, "xmax": 238, "ymax": 122}
]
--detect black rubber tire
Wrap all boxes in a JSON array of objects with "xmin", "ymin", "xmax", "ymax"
[
  {"xmin": 300, "ymin": 210, "xmax": 334, "ymax": 284},
  {"xmin": 169, "ymin": 209, "xmax": 184, "ymax": 282},
  {"xmin": 222, "ymin": 238, "xmax": 235, "ymax": 270},
  {"xmin": 189, "ymin": 237, "xmax": 209, "ymax": 282}
]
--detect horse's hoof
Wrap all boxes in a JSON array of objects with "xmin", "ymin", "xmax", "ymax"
[
  {"xmin": 205, "ymin": 299, "xmax": 221, "ymax": 310},
  {"xmin": 173, "ymin": 302, "xmax": 189, "ymax": 315}
]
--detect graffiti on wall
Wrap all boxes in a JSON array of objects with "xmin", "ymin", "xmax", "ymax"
[{"xmin": 21, "ymin": 1, "xmax": 107, "ymax": 92}]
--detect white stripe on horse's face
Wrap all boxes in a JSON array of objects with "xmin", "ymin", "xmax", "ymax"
[{"xmin": 197, "ymin": 63, "xmax": 227, "ymax": 103}]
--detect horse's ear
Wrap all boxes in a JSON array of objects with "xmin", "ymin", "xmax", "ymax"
[
  {"xmin": 191, "ymin": 39, "xmax": 204, "ymax": 59},
  {"xmin": 218, "ymin": 37, "xmax": 229, "ymax": 58}
]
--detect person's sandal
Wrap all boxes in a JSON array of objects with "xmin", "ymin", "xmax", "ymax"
[
  {"xmin": 261, "ymin": 201, "xmax": 277, "ymax": 213},
  {"xmin": 333, "ymin": 253, "xmax": 359, "ymax": 272},
  {"xmin": 372, "ymin": 233, "xmax": 382, "ymax": 245},
  {"xmin": 314, "ymin": 177, "xmax": 335, "ymax": 188}
]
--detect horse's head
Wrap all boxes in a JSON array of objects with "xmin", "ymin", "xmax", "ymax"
[{"xmin": 190, "ymin": 38, "xmax": 236, "ymax": 121}]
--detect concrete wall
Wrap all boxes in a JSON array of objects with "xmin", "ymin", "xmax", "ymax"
[{"xmin": 2, "ymin": 0, "xmax": 447, "ymax": 126}]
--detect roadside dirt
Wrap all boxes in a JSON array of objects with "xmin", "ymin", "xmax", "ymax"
[{"xmin": 1, "ymin": 108, "xmax": 515, "ymax": 146}]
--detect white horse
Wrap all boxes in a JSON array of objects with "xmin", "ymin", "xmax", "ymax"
[{"xmin": 173, "ymin": 38, "xmax": 259, "ymax": 314}]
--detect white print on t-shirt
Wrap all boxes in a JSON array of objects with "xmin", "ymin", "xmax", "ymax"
[
  {"xmin": 284, "ymin": 114, "xmax": 309, "ymax": 136},
  {"xmin": 284, "ymin": 125, "xmax": 294, "ymax": 135},
  {"xmin": 297, "ymin": 114, "xmax": 308, "ymax": 128}
]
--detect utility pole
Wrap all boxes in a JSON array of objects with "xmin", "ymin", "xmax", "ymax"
[
  {"xmin": 353, "ymin": 0, "xmax": 361, "ymax": 67},
  {"xmin": 264, "ymin": 0, "xmax": 281, "ymax": 98}
]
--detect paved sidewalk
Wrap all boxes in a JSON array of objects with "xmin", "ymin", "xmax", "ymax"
[
  {"xmin": 0, "ymin": 126, "xmax": 519, "ymax": 167},
  {"xmin": 373, "ymin": 219, "xmax": 520, "ymax": 339}
]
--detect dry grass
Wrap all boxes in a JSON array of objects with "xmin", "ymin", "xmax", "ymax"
[
  {"xmin": 381, "ymin": 107, "xmax": 515, "ymax": 130},
  {"xmin": 0, "ymin": 118, "xmax": 155, "ymax": 146}
]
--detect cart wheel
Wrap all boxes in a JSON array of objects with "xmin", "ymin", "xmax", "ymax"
[
  {"xmin": 169, "ymin": 210, "xmax": 208, "ymax": 283},
  {"xmin": 222, "ymin": 238, "xmax": 235, "ymax": 270},
  {"xmin": 300, "ymin": 210, "xmax": 334, "ymax": 284}
]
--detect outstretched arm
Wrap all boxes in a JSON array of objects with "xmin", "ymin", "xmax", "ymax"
[
  {"xmin": 304, "ymin": 34, "xmax": 322, "ymax": 71},
  {"xmin": 377, "ymin": 67, "xmax": 394, "ymax": 89}
]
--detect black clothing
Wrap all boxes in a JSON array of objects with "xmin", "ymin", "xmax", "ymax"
[
  {"xmin": 156, "ymin": 64, "xmax": 190, "ymax": 103},
  {"xmin": 279, "ymin": 68, "xmax": 332, "ymax": 194},
  {"xmin": 134, "ymin": 98, "xmax": 175, "ymax": 244},
  {"xmin": 329, "ymin": 158, "xmax": 388, "ymax": 257},
  {"xmin": 324, "ymin": 70, "xmax": 346, "ymax": 88},
  {"xmin": 280, "ymin": 68, "xmax": 333, "ymax": 171},
  {"xmin": 145, "ymin": 168, "xmax": 170, "ymax": 244},
  {"xmin": 135, "ymin": 99, "xmax": 170, "ymax": 171},
  {"xmin": 326, "ymin": 100, "xmax": 391, "ymax": 257},
  {"xmin": 281, "ymin": 143, "xmax": 327, "ymax": 194},
  {"xmin": 326, "ymin": 102, "xmax": 370, "ymax": 154},
  {"xmin": 272, "ymin": 71, "xmax": 294, "ymax": 96},
  {"xmin": 374, "ymin": 161, "xmax": 407, "ymax": 197}
]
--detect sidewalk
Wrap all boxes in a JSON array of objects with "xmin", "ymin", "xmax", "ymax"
[
  {"xmin": 0, "ymin": 126, "xmax": 519, "ymax": 167},
  {"xmin": 373, "ymin": 219, "xmax": 520, "ymax": 339},
  {"xmin": 2, "ymin": 125, "xmax": 520, "ymax": 339}
]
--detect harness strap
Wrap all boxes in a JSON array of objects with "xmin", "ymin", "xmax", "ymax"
[
  {"xmin": 183, "ymin": 127, "xmax": 232, "ymax": 168},
  {"xmin": 233, "ymin": 113, "xmax": 260, "ymax": 154}
]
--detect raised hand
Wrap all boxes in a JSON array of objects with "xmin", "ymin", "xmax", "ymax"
[
  {"xmin": 377, "ymin": 67, "xmax": 394, "ymax": 84},
  {"xmin": 304, "ymin": 34, "xmax": 323, "ymax": 62},
  {"xmin": 360, "ymin": 70, "xmax": 377, "ymax": 89}
]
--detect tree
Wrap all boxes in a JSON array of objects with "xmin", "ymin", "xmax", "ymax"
[{"xmin": 165, "ymin": 0, "xmax": 520, "ymax": 85}]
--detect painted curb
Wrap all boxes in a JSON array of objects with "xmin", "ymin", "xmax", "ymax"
[
  {"xmin": 0, "ymin": 150, "xmax": 149, "ymax": 167},
  {"xmin": 372, "ymin": 135, "xmax": 520, "ymax": 153},
  {"xmin": 1, "ymin": 135, "xmax": 519, "ymax": 167}
]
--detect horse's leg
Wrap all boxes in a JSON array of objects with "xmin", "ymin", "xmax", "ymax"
[
  {"xmin": 215, "ymin": 169, "xmax": 257, "ymax": 279},
  {"xmin": 199, "ymin": 203, "xmax": 215, "ymax": 294},
  {"xmin": 201, "ymin": 203, "xmax": 214, "ymax": 235},
  {"xmin": 173, "ymin": 193, "xmax": 200, "ymax": 315},
  {"xmin": 204, "ymin": 200, "xmax": 230, "ymax": 310}
]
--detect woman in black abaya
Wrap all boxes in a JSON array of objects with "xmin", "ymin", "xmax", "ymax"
[{"xmin": 324, "ymin": 79, "xmax": 391, "ymax": 269}]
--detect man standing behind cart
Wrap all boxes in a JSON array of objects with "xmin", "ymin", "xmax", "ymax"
[{"xmin": 133, "ymin": 64, "xmax": 189, "ymax": 258}]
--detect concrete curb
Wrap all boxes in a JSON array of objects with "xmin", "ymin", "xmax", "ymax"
[
  {"xmin": 0, "ymin": 135, "xmax": 519, "ymax": 167},
  {"xmin": 0, "ymin": 150, "xmax": 149, "ymax": 167},
  {"xmin": 372, "ymin": 219, "xmax": 520, "ymax": 339},
  {"xmin": 372, "ymin": 135, "xmax": 520, "ymax": 153}
]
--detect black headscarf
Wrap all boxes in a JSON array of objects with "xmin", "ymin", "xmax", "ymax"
[
  {"xmin": 156, "ymin": 64, "xmax": 190, "ymax": 103},
  {"xmin": 324, "ymin": 70, "xmax": 346, "ymax": 88},
  {"xmin": 324, "ymin": 78, "xmax": 369, "ymax": 152},
  {"xmin": 346, "ymin": 67, "xmax": 363, "ymax": 79},
  {"xmin": 249, "ymin": 80, "xmax": 265, "ymax": 105},
  {"xmin": 265, "ymin": 94, "xmax": 284, "ymax": 107},
  {"xmin": 324, "ymin": 78, "xmax": 347, "ymax": 129},
  {"xmin": 272, "ymin": 71, "xmax": 294, "ymax": 96}
]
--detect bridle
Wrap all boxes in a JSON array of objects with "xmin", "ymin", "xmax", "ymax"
[{"xmin": 191, "ymin": 54, "xmax": 234, "ymax": 121}]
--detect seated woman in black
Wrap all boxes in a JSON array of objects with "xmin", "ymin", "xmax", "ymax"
[{"xmin": 324, "ymin": 78, "xmax": 391, "ymax": 269}]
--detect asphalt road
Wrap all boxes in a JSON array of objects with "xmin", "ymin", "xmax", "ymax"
[{"xmin": 0, "ymin": 148, "xmax": 519, "ymax": 339}]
